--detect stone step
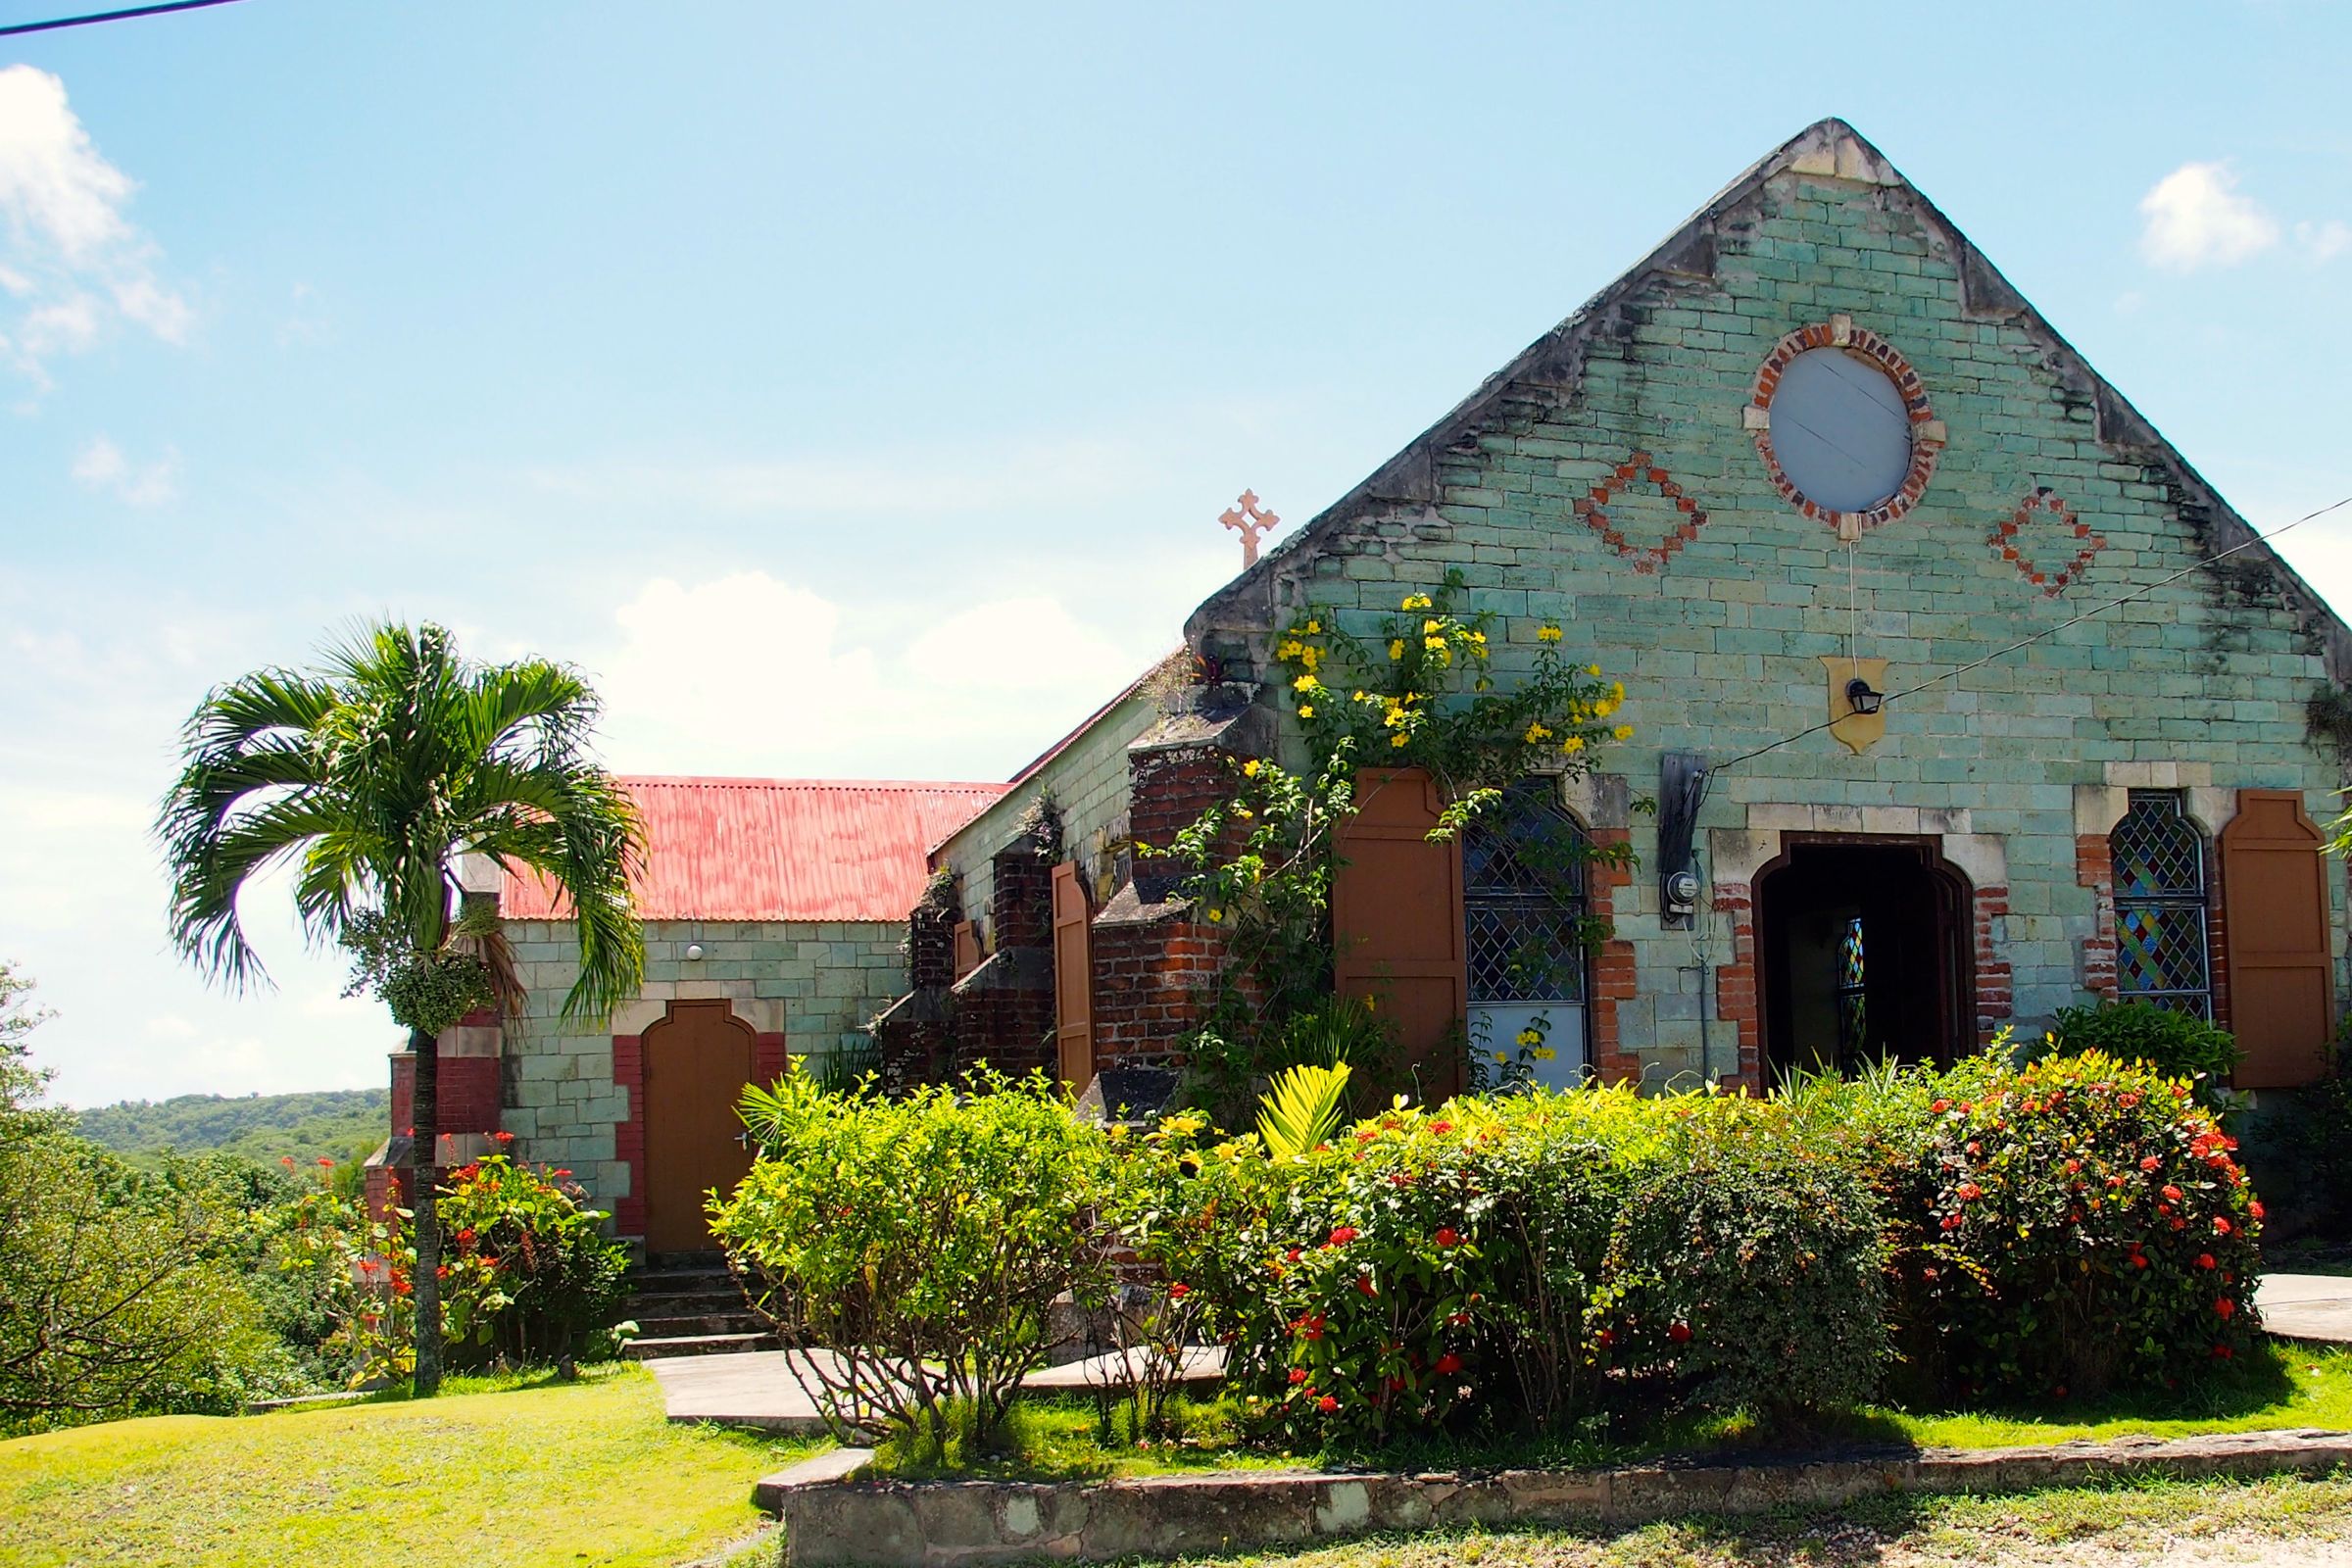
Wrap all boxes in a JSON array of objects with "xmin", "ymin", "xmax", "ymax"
[
  {"xmin": 628, "ymin": 1269, "xmax": 740, "ymax": 1296},
  {"xmin": 629, "ymin": 1288, "xmax": 756, "ymax": 1315},
  {"xmin": 636, "ymin": 1311, "xmax": 770, "ymax": 1340},
  {"xmin": 625, "ymin": 1330, "xmax": 776, "ymax": 1360}
]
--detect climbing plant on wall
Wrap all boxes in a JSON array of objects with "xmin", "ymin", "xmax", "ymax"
[{"xmin": 1152, "ymin": 570, "xmax": 1638, "ymax": 1114}]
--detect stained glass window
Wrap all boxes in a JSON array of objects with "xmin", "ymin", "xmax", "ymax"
[
  {"xmin": 1836, "ymin": 915, "xmax": 1868, "ymax": 1064},
  {"xmin": 2109, "ymin": 790, "xmax": 2212, "ymax": 1018},
  {"xmin": 1463, "ymin": 780, "xmax": 1589, "ymax": 1005}
]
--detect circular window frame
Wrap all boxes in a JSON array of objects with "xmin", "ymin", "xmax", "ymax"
[{"xmin": 1747, "ymin": 318, "xmax": 1945, "ymax": 539}]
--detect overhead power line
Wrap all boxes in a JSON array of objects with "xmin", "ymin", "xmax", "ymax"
[
  {"xmin": 1710, "ymin": 492, "xmax": 2352, "ymax": 775},
  {"xmin": 0, "ymin": 0, "xmax": 245, "ymax": 38}
]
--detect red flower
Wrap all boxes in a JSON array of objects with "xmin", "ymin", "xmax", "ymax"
[
  {"xmin": 2212, "ymin": 1344, "xmax": 2234, "ymax": 1360},
  {"xmin": 1669, "ymin": 1322, "xmax": 1692, "ymax": 1344},
  {"xmin": 1355, "ymin": 1275, "xmax": 1378, "ymax": 1298},
  {"xmin": 2251, "ymin": 1200, "xmax": 2267, "ymax": 1221},
  {"xmin": 457, "ymin": 1228, "xmax": 476, "ymax": 1245},
  {"xmin": 1429, "ymin": 1120, "xmax": 1452, "ymax": 1135},
  {"xmin": 2140, "ymin": 1156, "xmax": 2162, "ymax": 1172},
  {"xmin": 2162, "ymin": 1185, "xmax": 2183, "ymax": 1202},
  {"xmin": 1932, "ymin": 1099, "xmax": 1951, "ymax": 1113},
  {"xmin": 1955, "ymin": 1183, "xmax": 1983, "ymax": 1201},
  {"xmin": 279, "ymin": 1155, "xmax": 297, "ymax": 1168},
  {"xmin": 1434, "ymin": 1227, "xmax": 1462, "ymax": 1249},
  {"xmin": 1447, "ymin": 1311, "xmax": 1471, "ymax": 1327},
  {"xmin": 2196, "ymin": 1253, "xmax": 2217, "ymax": 1270},
  {"xmin": 1435, "ymin": 1352, "xmax": 1463, "ymax": 1375},
  {"xmin": 1168, "ymin": 1283, "xmax": 1191, "ymax": 1298},
  {"xmin": 2131, "ymin": 1252, "xmax": 2149, "ymax": 1269},
  {"xmin": 1285, "ymin": 1248, "xmax": 1301, "ymax": 1263},
  {"xmin": 1594, "ymin": 1329, "xmax": 1615, "ymax": 1348},
  {"xmin": 1289, "ymin": 1367, "xmax": 1308, "ymax": 1385},
  {"xmin": 1327, "ymin": 1226, "xmax": 1358, "ymax": 1247},
  {"xmin": 1316, "ymin": 1395, "xmax": 1339, "ymax": 1413},
  {"xmin": 553, "ymin": 1168, "xmax": 572, "ymax": 1179},
  {"xmin": 318, "ymin": 1156, "xmax": 335, "ymax": 1167},
  {"xmin": 2214, "ymin": 1298, "xmax": 2236, "ymax": 1319},
  {"xmin": 493, "ymin": 1130, "xmax": 515, "ymax": 1144},
  {"xmin": 2214, "ymin": 1216, "xmax": 2233, "ymax": 1235}
]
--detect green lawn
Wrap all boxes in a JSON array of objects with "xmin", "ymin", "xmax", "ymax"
[{"xmin": 0, "ymin": 1366, "xmax": 815, "ymax": 1568}]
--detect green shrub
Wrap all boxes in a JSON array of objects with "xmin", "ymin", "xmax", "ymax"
[
  {"xmin": 713, "ymin": 1068, "xmax": 1114, "ymax": 1451},
  {"xmin": 1906, "ymin": 1050, "xmax": 2264, "ymax": 1399},
  {"xmin": 437, "ymin": 1151, "xmax": 631, "ymax": 1369},
  {"xmin": 2043, "ymin": 1002, "xmax": 2242, "ymax": 1108},
  {"xmin": 1596, "ymin": 1099, "xmax": 1888, "ymax": 1423}
]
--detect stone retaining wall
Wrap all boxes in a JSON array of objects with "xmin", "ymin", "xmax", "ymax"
[{"xmin": 760, "ymin": 1429, "xmax": 2352, "ymax": 1567}]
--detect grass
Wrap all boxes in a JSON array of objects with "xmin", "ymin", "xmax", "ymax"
[
  {"xmin": 0, "ymin": 1364, "xmax": 818, "ymax": 1568},
  {"xmin": 868, "ymin": 1344, "xmax": 2352, "ymax": 1484},
  {"xmin": 1143, "ymin": 1469, "xmax": 2352, "ymax": 1566}
]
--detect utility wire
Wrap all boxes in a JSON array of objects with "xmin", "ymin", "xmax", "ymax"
[
  {"xmin": 1710, "ymin": 492, "xmax": 2352, "ymax": 775},
  {"xmin": 0, "ymin": 0, "xmax": 244, "ymax": 38}
]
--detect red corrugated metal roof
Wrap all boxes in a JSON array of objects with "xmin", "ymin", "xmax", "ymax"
[{"xmin": 501, "ymin": 776, "xmax": 1007, "ymax": 923}]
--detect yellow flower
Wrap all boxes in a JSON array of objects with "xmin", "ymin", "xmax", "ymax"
[
  {"xmin": 1470, "ymin": 630, "xmax": 1487, "ymax": 646},
  {"xmin": 1304, "ymin": 619, "xmax": 1321, "ymax": 634},
  {"xmin": 1293, "ymin": 673, "xmax": 1318, "ymax": 691},
  {"xmin": 1276, "ymin": 639, "xmax": 1302, "ymax": 661},
  {"xmin": 1531, "ymin": 1046, "xmax": 1557, "ymax": 1061},
  {"xmin": 1390, "ymin": 733, "xmax": 1409, "ymax": 749},
  {"xmin": 1352, "ymin": 690, "xmax": 1367, "ymax": 702},
  {"xmin": 1242, "ymin": 759, "xmax": 1261, "ymax": 777},
  {"xmin": 1299, "ymin": 646, "xmax": 1320, "ymax": 670},
  {"xmin": 1388, "ymin": 639, "xmax": 1405, "ymax": 661},
  {"xmin": 1538, "ymin": 624, "xmax": 1563, "ymax": 643},
  {"xmin": 1613, "ymin": 724, "xmax": 1635, "ymax": 741},
  {"xmin": 1205, "ymin": 907, "xmax": 1224, "ymax": 923},
  {"xmin": 1562, "ymin": 736, "xmax": 1585, "ymax": 754},
  {"xmin": 1493, "ymin": 1051, "xmax": 1509, "ymax": 1064},
  {"xmin": 1401, "ymin": 593, "xmax": 1433, "ymax": 612},
  {"xmin": 1298, "ymin": 704, "xmax": 1315, "ymax": 718},
  {"xmin": 1515, "ymin": 1028, "xmax": 1541, "ymax": 1048},
  {"xmin": 1524, "ymin": 723, "xmax": 1552, "ymax": 744},
  {"xmin": 1424, "ymin": 635, "xmax": 1446, "ymax": 653},
  {"xmin": 1587, "ymin": 663, "xmax": 1602, "ymax": 677},
  {"xmin": 1423, "ymin": 618, "xmax": 1442, "ymax": 635}
]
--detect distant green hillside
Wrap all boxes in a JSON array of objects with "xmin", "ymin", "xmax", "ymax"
[{"xmin": 73, "ymin": 1088, "xmax": 388, "ymax": 1166}]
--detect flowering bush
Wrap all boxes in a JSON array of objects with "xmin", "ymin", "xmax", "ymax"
[
  {"xmin": 437, "ymin": 1152, "xmax": 629, "ymax": 1370},
  {"xmin": 713, "ymin": 1067, "xmax": 1115, "ymax": 1450},
  {"xmin": 2040, "ymin": 1003, "xmax": 2242, "ymax": 1112},
  {"xmin": 262, "ymin": 1143, "xmax": 628, "ymax": 1385},
  {"xmin": 1902, "ymin": 1051, "xmax": 2263, "ymax": 1398}
]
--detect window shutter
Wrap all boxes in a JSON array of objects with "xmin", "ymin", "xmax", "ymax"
[
  {"xmin": 1333, "ymin": 767, "xmax": 1467, "ymax": 1101},
  {"xmin": 2220, "ymin": 789, "xmax": 2334, "ymax": 1088},
  {"xmin": 953, "ymin": 920, "xmax": 980, "ymax": 980},
  {"xmin": 1051, "ymin": 861, "xmax": 1095, "ymax": 1092}
]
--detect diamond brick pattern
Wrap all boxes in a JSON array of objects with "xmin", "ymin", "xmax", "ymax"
[
  {"xmin": 1571, "ymin": 450, "xmax": 1708, "ymax": 575},
  {"xmin": 1992, "ymin": 488, "xmax": 2106, "ymax": 597}
]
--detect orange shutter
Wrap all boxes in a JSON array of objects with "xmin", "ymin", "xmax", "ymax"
[
  {"xmin": 2221, "ymin": 789, "xmax": 2335, "ymax": 1088},
  {"xmin": 1052, "ymin": 861, "xmax": 1095, "ymax": 1092},
  {"xmin": 952, "ymin": 920, "xmax": 980, "ymax": 980},
  {"xmin": 1333, "ymin": 767, "xmax": 1467, "ymax": 1102}
]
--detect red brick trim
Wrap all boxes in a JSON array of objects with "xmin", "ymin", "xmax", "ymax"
[
  {"xmin": 1749, "ymin": 320, "xmax": 1943, "ymax": 533},
  {"xmin": 1586, "ymin": 827, "xmax": 1641, "ymax": 1082},
  {"xmin": 1994, "ymin": 490, "xmax": 2106, "ymax": 596},
  {"xmin": 2076, "ymin": 833, "xmax": 2120, "ymax": 1003},
  {"xmin": 611, "ymin": 1033, "xmax": 646, "ymax": 1238},
  {"xmin": 1973, "ymin": 879, "xmax": 2013, "ymax": 1043},
  {"xmin": 1711, "ymin": 880, "xmax": 1763, "ymax": 1090},
  {"xmin": 1570, "ymin": 452, "xmax": 1709, "ymax": 575}
]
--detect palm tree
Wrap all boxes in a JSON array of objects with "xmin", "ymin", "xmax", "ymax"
[{"xmin": 157, "ymin": 621, "xmax": 644, "ymax": 1395}]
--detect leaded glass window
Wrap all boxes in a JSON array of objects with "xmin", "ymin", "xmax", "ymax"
[
  {"xmin": 1836, "ymin": 916, "xmax": 1868, "ymax": 1064},
  {"xmin": 1463, "ymin": 780, "xmax": 1590, "ymax": 1005},
  {"xmin": 2110, "ymin": 790, "xmax": 2213, "ymax": 1018}
]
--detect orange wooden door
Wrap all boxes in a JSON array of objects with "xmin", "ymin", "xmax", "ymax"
[
  {"xmin": 1052, "ymin": 860, "xmax": 1095, "ymax": 1093},
  {"xmin": 2221, "ymin": 789, "xmax": 2335, "ymax": 1089},
  {"xmin": 642, "ymin": 1000, "xmax": 758, "ymax": 1253},
  {"xmin": 1333, "ymin": 767, "xmax": 1467, "ymax": 1102}
]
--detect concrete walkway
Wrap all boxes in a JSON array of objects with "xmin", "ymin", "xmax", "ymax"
[
  {"xmin": 2257, "ymin": 1273, "xmax": 2352, "ymax": 1344},
  {"xmin": 644, "ymin": 1345, "xmax": 1228, "ymax": 1432}
]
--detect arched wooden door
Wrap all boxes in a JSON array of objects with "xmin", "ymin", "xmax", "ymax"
[{"xmin": 642, "ymin": 1000, "xmax": 757, "ymax": 1254}]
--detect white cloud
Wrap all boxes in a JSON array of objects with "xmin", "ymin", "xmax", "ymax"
[
  {"xmin": 591, "ymin": 570, "xmax": 1169, "ymax": 781},
  {"xmin": 0, "ymin": 66, "xmax": 188, "ymax": 389},
  {"xmin": 2137, "ymin": 161, "xmax": 2280, "ymax": 270},
  {"xmin": 71, "ymin": 434, "xmax": 179, "ymax": 507},
  {"xmin": 2296, "ymin": 219, "xmax": 2351, "ymax": 264}
]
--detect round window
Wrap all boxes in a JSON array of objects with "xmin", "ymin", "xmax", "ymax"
[{"xmin": 1765, "ymin": 347, "xmax": 1914, "ymax": 514}]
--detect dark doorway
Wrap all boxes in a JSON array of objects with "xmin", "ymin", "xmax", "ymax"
[{"xmin": 1756, "ymin": 837, "xmax": 1974, "ymax": 1081}]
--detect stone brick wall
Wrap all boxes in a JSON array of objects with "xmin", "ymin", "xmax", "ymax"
[
  {"xmin": 935, "ymin": 692, "xmax": 1159, "ymax": 948},
  {"xmin": 1184, "ymin": 125, "xmax": 2348, "ymax": 1088},
  {"xmin": 496, "ymin": 916, "xmax": 905, "ymax": 1218}
]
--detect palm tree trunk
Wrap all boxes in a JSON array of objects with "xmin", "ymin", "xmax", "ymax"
[{"xmin": 408, "ymin": 1023, "xmax": 444, "ymax": 1396}]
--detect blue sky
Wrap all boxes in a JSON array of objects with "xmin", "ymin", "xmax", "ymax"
[{"xmin": 2, "ymin": 1, "xmax": 2347, "ymax": 1107}]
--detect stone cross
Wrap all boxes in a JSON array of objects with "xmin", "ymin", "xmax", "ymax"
[{"xmin": 1218, "ymin": 489, "xmax": 1280, "ymax": 567}]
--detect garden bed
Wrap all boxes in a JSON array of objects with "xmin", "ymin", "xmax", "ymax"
[{"xmin": 759, "ymin": 1426, "xmax": 2352, "ymax": 1567}]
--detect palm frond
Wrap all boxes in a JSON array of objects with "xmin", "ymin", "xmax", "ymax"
[{"xmin": 1257, "ymin": 1061, "xmax": 1353, "ymax": 1161}]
